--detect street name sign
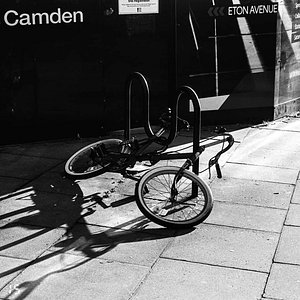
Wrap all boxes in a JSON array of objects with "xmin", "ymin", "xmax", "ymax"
[{"xmin": 208, "ymin": 3, "xmax": 278, "ymax": 17}]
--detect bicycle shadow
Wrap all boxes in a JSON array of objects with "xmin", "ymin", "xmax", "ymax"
[
  {"xmin": 0, "ymin": 170, "xmax": 194, "ymax": 299},
  {"xmin": 4, "ymin": 223, "xmax": 194, "ymax": 300},
  {"xmin": 0, "ymin": 177, "xmax": 92, "ymax": 253}
]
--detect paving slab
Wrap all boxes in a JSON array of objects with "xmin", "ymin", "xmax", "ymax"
[
  {"xmin": 74, "ymin": 175, "xmax": 194, "ymax": 232},
  {"xmin": 222, "ymin": 163, "xmax": 298, "ymax": 184},
  {"xmin": 162, "ymin": 224, "xmax": 279, "ymax": 272},
  {"xmin": 259, "ymin": 117, "xmax": 300, "ymax": 132},
  {"xmin": 0, "ymin": 187, "xmax": 39, "ymax": 227},
  {"xmin": 209, "ymin": 178, "xmax": 293, "ymax": 209},
  {"xmin": 0, "ymin": 138, "xmax": 98, "ymax": 160},
  {"xmin": 0, "ymin": 256, "xmax": 29, "ymax": 290},
  {"xmin": 0, "ymin": 177, "xmax": 27, "ymax": 195},
  {"xmin": 23, "ymin": 172, "xmax": 86, "ymax": 196},
  {"xmin": 0, "ymin": 153, "xmax": 61, "ymax": 180},
  {"xmin": 21, "ymin": 171, "xmax": 123, "ymax": 199},
  {"xmin": 0, "ymin": 186, "xmax": 36, "ymax": 202},
  {"xmin": 224, "ymin": 125, "xmax": 253, "ymax": 143},
  {"xmin": 264, "ymin": 263, "xmax": 300, "ymax": 300},
  {"xmin": 205, "ymin": 201, "xmax": 286, "ymax": 232},
  {"xmin": 43, "ymin": 161, "xmax": 65, "ymax": 174},
  {"xmin": 292, "ymin": 181, "xmax": 300, "ymax": 204},
  {"xmin": 229, "ymin": 147, "xmax": 300, "ymax": 169},
  {"xmin": 0, "ymin": 251, "xmax": 148, "ymax": 300},
  {"xmin": 285, "ymin": 204, "xmax": 300, "ymax": 226},
  {"xmin": 76, "ymin": 173, "xmax": 127, "ymax": 198},
  {"xmin": 0, "ymin": 224, "xmax": 65, "ymax": 261},
  {"xmin": 166, "ymin": 137, "xmax": 239, "ymax": 168},
  {"xmin": 0, "ymin": 189, "xmax": 84, "ymax": 228},
  {"xmin": 132, "ymin": 258, "xmax": 267, "ymax": 300},
  {"xmin": 200, "ymin": 124, "xmax": 253, "ymax": 143},
  {"xmin": 78, "ymin": 198, "xmax": 165, "ymax": 232},
  {"xmin": 76, "ymin": 179, "xmax": 173, "ymax": 231},
  {"xmin": 156, "ymin": 160, "xmax": 215, "ymax": 182},
  {"xmin": 235, "ymin": 128, "xmax": 300, "ymax": 152},
  {"xmin": 275, "ymin": 226, "xmax": 300, "ymax": 265},
  {"xmin": 49, "ymin": 223, "xmax": 175, "ymax": 267},
  {"xmin": 113, "ymin": 176, "xmax": 140, "ymax": 197}
]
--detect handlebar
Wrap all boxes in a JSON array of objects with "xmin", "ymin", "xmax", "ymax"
[
  {"xmin": 178, "ymin": 132, "xmax": 234, "ymax": 178},
  {"xmin": 208, "ymin": 133, "xmax": 234, "ymax": 178}
]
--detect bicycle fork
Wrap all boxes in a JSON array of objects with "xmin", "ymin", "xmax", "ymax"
[{"xmin": 170, "ymin": 147, "xmax": 205, "ymax": 201}]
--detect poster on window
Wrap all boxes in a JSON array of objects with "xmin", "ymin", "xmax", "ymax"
[
  {"xmin": 292, "ymin": 0, "xmax": 300, "ymax": 43},
  {"xmin": 118, "ymin": 0, "xmax": 159, "ymax": 15}
]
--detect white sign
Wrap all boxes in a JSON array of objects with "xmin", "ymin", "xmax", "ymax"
[{"xmin": 118, "ymin": 0, "xmax": 159, "ymax": 15}]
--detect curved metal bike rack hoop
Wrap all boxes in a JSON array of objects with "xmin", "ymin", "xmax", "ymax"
[
  {"xmin": 124, "ymin": 73, "xmax": 202, "ymax": 175},
  {"xmin": 124, "ymin": 72, "xmax": 155, "ymax": 140},
  {"xmin": 169, "ymin": 85, "xmax": 202, "ymax": 175}
]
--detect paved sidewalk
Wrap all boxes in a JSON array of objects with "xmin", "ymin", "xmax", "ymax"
[{"xmin": 0, "ymin": 117, "xmax": 300, "ymax": 300}]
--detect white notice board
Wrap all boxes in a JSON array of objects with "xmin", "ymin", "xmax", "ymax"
[{"xmin": 118, "ymin": 0, "xmax": 159, "ymax": 15}]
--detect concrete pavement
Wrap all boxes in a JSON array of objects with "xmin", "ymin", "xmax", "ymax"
[{"xmin": 0, "ymin": 116, "xmax": 300, "ymax": 300}]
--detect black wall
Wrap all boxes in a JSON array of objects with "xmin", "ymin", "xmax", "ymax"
[{"xmin": 0, "ymin": 0, "xmax": 279, "ymax": 144}]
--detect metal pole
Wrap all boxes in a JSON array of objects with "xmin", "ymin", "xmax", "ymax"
[
  {"xmin": 168, "ymin": 0, "xmax": 178, "ymax": 106},
  {"xmin": 212, "ymin": 0, "xmax": 219, "ymax": 96}
]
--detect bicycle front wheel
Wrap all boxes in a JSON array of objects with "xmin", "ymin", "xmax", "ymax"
[
  {"xmin": 135, "ymin": 166, "xmax": 213, "ymax": 228},
  {"xmin": 65, "ymin": 139, "xmax": 130, "ymax": 179}
]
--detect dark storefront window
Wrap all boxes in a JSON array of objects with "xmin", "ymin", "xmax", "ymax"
[
  {"xmin": 275, "ymin": 0, "xmax": 300, "ymax": 116},
  {"xmin": 179, "ymin": 0, "xmax": 277, "ymax": 116},
  {"xmin": 1, "ymin": 0, "xmax": 299, "ymax": 143}
]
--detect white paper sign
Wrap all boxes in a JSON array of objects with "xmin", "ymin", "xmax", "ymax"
[{"xmin": 118, "ymin": 0, "xmax": 159, "ymax": 15}]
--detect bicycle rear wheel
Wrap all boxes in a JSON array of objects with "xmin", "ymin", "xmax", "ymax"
[
  {"xmin": 65, "ymin": 139, "xmax": 130, "ymax": 179},
  {"xmin": 135, "ymin": 166, "xmax": 213, "ymax": 228}
]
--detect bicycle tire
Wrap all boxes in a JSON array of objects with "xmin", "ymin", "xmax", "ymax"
[
  {"xmin": 64, "ymin": 139, "xmax": 131, "ymax": 179},
  {"xmin": 135, "ymin": 166, "xmax": 213, "ymax": 228}
]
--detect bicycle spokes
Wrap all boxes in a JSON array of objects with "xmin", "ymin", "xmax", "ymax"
[{"xmin": 142, "ymin": 173, "xmax": 206, "ymax": 221}]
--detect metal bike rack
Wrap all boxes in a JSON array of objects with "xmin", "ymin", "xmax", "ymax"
[
  {"xmin": 170, "ymin": 86, "xmax": 201, "ymax": 176},
  {"xmin": 124, "ymin": 72, "xmax": 155, "ymax": 140},
  {"xmin": 124, "ymin": 72, "xmax": 202, "ymax": 175}
]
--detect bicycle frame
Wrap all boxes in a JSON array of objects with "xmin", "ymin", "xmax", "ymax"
[{"xmin": 105, "ymin": 131, "xmax": 234, "ymax": 178}]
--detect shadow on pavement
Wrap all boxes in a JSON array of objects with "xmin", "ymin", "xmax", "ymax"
[
  {"xmin": 0, "ymin": 169, "xmax": 194, "ymax": 299},
  {"xmin": 0, "ymin": 121, "xmax": 253, "ymax": 298}
]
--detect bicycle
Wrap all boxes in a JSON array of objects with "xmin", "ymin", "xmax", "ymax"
[
  {"xmin": 64, "ymin": 119, "xmax": 234, "ymax": 229},
  {"xmin": 65, "ymin": 81, "xmax": 234, "ymax": 228}
]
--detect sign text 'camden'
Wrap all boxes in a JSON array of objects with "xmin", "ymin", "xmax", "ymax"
[{"xmin": 3, "ymin": 8, "xmax": 83, "ymax": 26}]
